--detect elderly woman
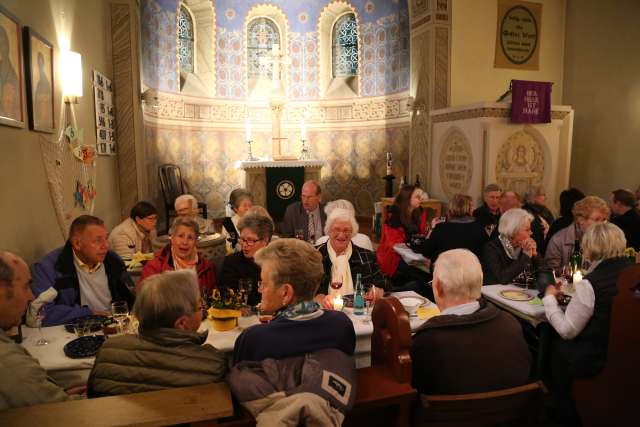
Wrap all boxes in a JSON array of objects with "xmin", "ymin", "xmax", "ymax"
[
  {"xmin": 315, "ymin": 208, "xmax": 385, "ymax": 309},
  {"xmin": 420, "ymin": 194, "xmax": 487, "ymax": 263},
  {"xmin": 480, "ymin": 208, "xmax": 540, "ymax": 285},
  {"xmin": 315, "ymin": 199, "xmax": 373, "ymax": 250},
  {"xmin": 543, "ymin": 223, "xmax": 632, "ymax": 425},
  {"xmin": 219, "ymin": 213, "xmax": 273, "ymax": 306},
  {"xmin": 376, "ymin": 185, "xmax": 430, "ymax": 287},
  {"xmin": 88, "ymin": 270, "xmax": 227, "ymax": 397},
  {"xmin": 174, "ymin": 194, "xmax": 214, "ymax": 235},
  {"xmin": 545, "ymin": 196, "xmax": 610, "ymax": 271},
  {"xmin": 109, "ymin": 201, "xmax": 158, "ymax": 258},
  {"xmin": 221, "ymin": 188, "xmax": 254, "ymax": 253},
  {"xmin": 233, "ymin": 239, "xmax": 356, "ymax": 363},
  {"xmin": 139, "ymin": 217, "xmax": 216, "ymax": 294}
]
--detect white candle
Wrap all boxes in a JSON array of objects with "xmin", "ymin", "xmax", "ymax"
[
  {"xmin": 333, "ymin": 295, "xmax": 344, "ymax": 311},
  {"xmin": 573, "ymin": 271, "xmax": 583, "ymax": 283},
  {"xmin": 300, "ymin": 119, "xmax": 306, "ymax": 140},
  {"xmin": 245, "ymin": 118, "xmax": 252, "ymax": 141}
]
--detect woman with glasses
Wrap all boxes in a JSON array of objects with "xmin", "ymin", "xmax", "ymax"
[
  {"xmin": 233, "ymin": 238, "xmax": 355, "ymax": 363},
  {"xmin": 219, "ymin": 214, "xmax": 273, "ymax": 306},
  {"xmin": 315, "ymin": 208, "xmax": 385, "ymax": 309}
]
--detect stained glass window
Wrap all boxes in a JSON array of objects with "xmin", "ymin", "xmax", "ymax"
[
  {"xmin": 332, "ymin": 14, "xmax": 358, "ymax": 77},
  {"xmin": 247, "ymin": 17, "xmax": 280, "ymax": 79},
  {"xmin": 178, "ymin": 5, "xmax": 194, "ymax": 74}
]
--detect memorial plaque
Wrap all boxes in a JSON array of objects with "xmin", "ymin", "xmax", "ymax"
[
  {"xmin": 494, "ymin": 0, "xmax": 542, "ymax": 70},
  {"xmin": 439, "ymin": 129, "xmax": 473, "ymax": 198}
]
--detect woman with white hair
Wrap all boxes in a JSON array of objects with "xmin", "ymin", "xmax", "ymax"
[
  {"xmin": 543, "ymin": 222, "xmax": 633, "ymax": 426},
  {"xmin": 88, "ymin": 270, "xmax": 227, "ymax": 397},
  {"xmin": 480, "ymin": 208, "xmax": 540, "ymax": 285},
  {"xmin": 174, "ymin": 194, "xmax": 214, "ymax": 234},
  {"xmin": 315, "ymin": 208, "xmax": 385, "ymax": 309},
  {"xmin": 315, "ymin": 199, "xmax": 373, "ymax": 250}
]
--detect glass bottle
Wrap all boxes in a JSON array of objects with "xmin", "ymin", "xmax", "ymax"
[
  {"xmin": 415, "ymin": 174, "xmax": 421, "ymax": 188},
  {"xmin": 570, "ymin": 239, "xmax": 582, "ymax": 273},
  {"xmin": 353, "ymin": 273, "xmax": 365, "ymax": 315}
]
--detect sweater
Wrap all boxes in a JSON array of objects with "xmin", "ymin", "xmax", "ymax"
[
  {"xmin": 219, "ymin": 252, "xmax": 261, "ymax": 306},
  {"xmin": 376, "ymin": 208, "xmax": 428, "ymax": 277},
  {"xmin": 473, "ymin": 203, "xmax": 501, "ymax": 230},
  {"xmin": 611, "ymin": 209, "xmax": 640, "ymax": 250},
  {"xmin": 233, "ymin": 310, "xmax": 356, "ymax": 364},
  {"xmin": 108, "ymin": 217, "xmax": 157, "ymax": 258},
  {"xmin": 411, "ymin": 300, "xmax": 531, "ymax": 395},
  {"xmin": 317, "ymin": 242, "xmax": 386, "ymax": 296},
  {"xmin": 87, "ymin": 328, "xmax": 227, "ymax": 397},
  {"xmin": 420, "ymin": 218, "xmax": 488, "ymax": 262},
  {"xmin": 480, "ymin": 237, "xmax": 541, "ymax": 285}
]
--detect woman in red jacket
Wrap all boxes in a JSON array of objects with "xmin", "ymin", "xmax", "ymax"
[
  {"xmin": 139, "ymin": 217, "xmax": 216, "ymax": 294},
  {"xmin": 376, "ymin": 185, "xmax": 431, "ymax": 295}
]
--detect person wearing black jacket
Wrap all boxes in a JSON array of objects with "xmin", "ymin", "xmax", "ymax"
[
  {"xmin": 546, "ymin": 188, "xmax": 585, "ymax": 248},
  {"xmin": 481, "ymin": 208, "xmax": 541, "ymax": 285},
  {"xmin": 219, "ymin": 213, "xmax": 273, "ymax": 306},
  {"xmin": 473, "ymin": 183, "xmax": 502, "ymax": 235},
  {"xmin": 610, "ymin": 189, "xmax": 640, "ymax": 250}
]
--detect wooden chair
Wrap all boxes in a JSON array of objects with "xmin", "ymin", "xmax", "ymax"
[
  {"xmin": 158, "ymin": 163, "xmax": 207, "ymax": 232},
  {"xmin": 573, "ymin": 263, "xmax": 640, "ymax": 426},
  {"xmin": 417, "ymin": 381, "xmax": 546, "ymax": 427},
  {"xmin": 343, "ymin": 296, "xmax": 417, "ymax": 427}
]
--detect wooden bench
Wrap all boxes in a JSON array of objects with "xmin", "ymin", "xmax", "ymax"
[{"xmin": 0, "ymin": 383, "xmax": 233, "ymax": 427}]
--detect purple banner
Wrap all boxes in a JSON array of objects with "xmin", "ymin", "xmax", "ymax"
[{"xmin": 510, "ymin": 80, "xmax": 552, "ymax": 123}]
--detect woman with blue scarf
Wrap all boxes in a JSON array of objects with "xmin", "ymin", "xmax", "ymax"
[{"xmin": 233, "ymin": 239, "xmax": 356, "ymax": 364}]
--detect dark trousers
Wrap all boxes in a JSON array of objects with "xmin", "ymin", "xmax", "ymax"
[
  {"xmin": 547, "ymin": 341, "xmax": 582, "ymax": 427},
  {"xmin": 391, "ymin": 259, "xmax": 434, "ymax": 301}
]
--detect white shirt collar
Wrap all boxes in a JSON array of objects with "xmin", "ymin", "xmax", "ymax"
[{"xmin": 440, "ymin": 301, "xmax": 480, "ymax": 316}]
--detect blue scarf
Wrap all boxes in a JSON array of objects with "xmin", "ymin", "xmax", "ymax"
[{"xmin": 274, "ymin": 300, "xmax": 321, "ymax": 319}]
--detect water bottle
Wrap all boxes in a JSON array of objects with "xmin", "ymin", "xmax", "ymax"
[{"xmin": 354, "ymin": 273, "xmax": 365, "ymax": 315}]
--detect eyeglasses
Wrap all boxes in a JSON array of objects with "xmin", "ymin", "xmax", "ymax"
[{"xmin": 240, "ymin": 237, "xmax": 263, "ymax": 246}]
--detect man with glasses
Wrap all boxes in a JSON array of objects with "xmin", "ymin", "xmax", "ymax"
[
  {"xmin": 281, "ymin": 180, "xmax": 326, "ymax": 242},
  {"xmin": 31, "ymin": 215, "xmax": 135, "ymax": 326},
  {"xmin": 219, "ymin": 214, "xmax": 274, "ymax": 306}
]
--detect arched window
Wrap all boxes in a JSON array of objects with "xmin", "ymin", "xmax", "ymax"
[
  {"xmin": 247, "ymin": 17, "xmax": 280, "ymax": 79},
  {"xmin": 178, "ymin": 5, "xmax": 194, "ymax": 74},
  {"xmin": 332, "ymin": 14, "xmax": 358, "ymax": 77}
]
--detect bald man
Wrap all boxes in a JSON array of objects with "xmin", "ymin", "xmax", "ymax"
[{"xmin": 0, "ymin": 251, "xmax": 70, "ymax": 410}]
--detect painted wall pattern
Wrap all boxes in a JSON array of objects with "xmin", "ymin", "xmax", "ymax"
[
  {"xmin": 141, "ymin": 0, "xmax": 178, "ymax": 92},
  {"xmin": 216, "ymin": 29, "xmax": 244, "ymax": 98},
  {"xmin": 289, "ymin": 32, "xmax": 319, "ymax": 99}
]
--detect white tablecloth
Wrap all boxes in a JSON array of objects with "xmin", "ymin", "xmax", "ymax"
[
  {"xmin": 21, "ymin": 291, "xmax": 432, "ymax": 388},
  {"xmin": 481, "ymin": 285, "xmax": 547, "ymax": 326}
]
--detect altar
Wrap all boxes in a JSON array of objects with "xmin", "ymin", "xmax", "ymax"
[{"xmin": 235, "ymin": 159, "xmax": 325, "ymax": 220}]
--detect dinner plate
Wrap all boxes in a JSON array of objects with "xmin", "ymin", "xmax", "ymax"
[
  {"xmin": 499, "ymin": 290, "xmax": 534, "ymax": 302},
  {"xmin": 64, "ymin": 315, "xmax": 113, "ymax": 333},
  {"xmin": 398, "ymin": 296, "xmax": 427, "ymax": 315},
  {"xmin": 64, "ymin": 335, "xmax": 106, "ymax": 359}
]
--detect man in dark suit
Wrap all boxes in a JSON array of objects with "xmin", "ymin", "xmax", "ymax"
[
  {"xmin": 281, "ymin": 180, "xmax": 326, "ymax": 242},
  {"xmin": 611, "ymin": 189, "xmax": 640, "ymax": 250},
  {"xmin": 473, "ymin": 183, "xmax": 502, "ymax": 235}
]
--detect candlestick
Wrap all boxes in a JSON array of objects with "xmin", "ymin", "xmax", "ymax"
[
  {"xmin": 300, "ymin": 118, "xmax": 306, "ymax": 141},
  {"xmin": 386, "ymin": 152, "xmax": 393, "ymax": 176},
  {"xmin": 333, "ymin": 295, "xmax": 344, "ymax": 311},
  {"xmin": 245, "ymin": 118, "xmax": 252, "ymax": 142}
]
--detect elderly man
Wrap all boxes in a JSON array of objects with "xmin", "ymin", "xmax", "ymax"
[
  {"xmin": 0, "ymin": 251, "xmax": 70, "ymax": 409},
  {"xmin": 281, "ymin": 180, "xmax": 326, "ymax": 242},
  {"xmin": 473, "ymin": 183, "xmax": 502, "ymax": 235},
  {"xmin": 411, "ymin": 249, "xmax": 531, "ymax": 395},
  {"xmin": 32, "ymin": 215, "xmax": 135, "ymax": 326},
  {"xmin": 88, "ymin": 270, "xmax": 227, "ymax": 397},
  {"xmin": 174, "ymin": 194, "xmax": 214, "ymax": 234},
  {"xmin": 610, "ymin": 189, "xmax": 640, "ymax": 250}
]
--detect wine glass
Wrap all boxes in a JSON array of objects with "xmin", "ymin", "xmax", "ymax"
[
  {"xmin": 238, "ymin": 279, "xmax": 254, "ymax": 306},
  {"xmin": 294, "ymin": 229, "xmax": 305, "ymax": 240},
  {"xmin": 111, "ymin": 301, "xmax": 129, "ymax": 334},
  {"xmin": 330, "ymin": 281, "xmax": 343, "ymax": 292},
  {"xmin": 34, "ymin": 305, "xmax": 49, "ymax": 346}
]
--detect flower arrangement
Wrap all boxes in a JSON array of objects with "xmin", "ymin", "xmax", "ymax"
[
  {"xmin": 206, "ymin": 288, "xmax": 245, "ymax": 331},
  {"xmin": 624, "ymin": 247, "xmax": 637, "ymax": 260}
]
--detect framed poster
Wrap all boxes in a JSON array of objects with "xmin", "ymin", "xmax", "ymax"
[
  {"xmin": 93, "ymin": 70, "xmax": 116, "ymax": 155},
  {"xmin": 23, "ymin": 27, "xmax": 54, "ymax": 133},
  {"xmin": 494, "ymin": 0, "xmax": 542, "ymax": 71},
  {"xmin": 0, "ymin": 5, "xmax": 25, "ymax": 128}
]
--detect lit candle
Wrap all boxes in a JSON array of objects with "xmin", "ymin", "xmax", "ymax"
[
  {"xmin": 386, "ymin": 152, "xmax": 393, "ymax": 175},
  {"xmin": 245, "ymin": 118, "xmax": 252, "ymax": 142},
  {"xmin": 572, "ymin": 271, "xmax": 583, "ymax": 284},
  {"xmin": 333, "ymin": 295, "xmax": 344, "ymax": 311},
  {"xmin": 300, "ymin": 119, "xmax": 306, "ymax": 140}
]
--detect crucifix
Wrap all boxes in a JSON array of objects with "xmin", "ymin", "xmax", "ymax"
[{"xmin": 259, "ymin": 44, "xmax": 293, "ymax": 159}]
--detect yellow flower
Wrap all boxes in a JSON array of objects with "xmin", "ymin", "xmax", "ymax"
[
  {"xmin": 625, "ymin": 247, "xmax": 637, "ymax": 258},
  {"xmin": 212, "ymin": 288, "xmax": 221, "ymax": 301}
]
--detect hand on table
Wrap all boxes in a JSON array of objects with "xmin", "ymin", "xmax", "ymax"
[{"xmin": 315, "ymin": 294, "xmax": 335, "ymax": 310}]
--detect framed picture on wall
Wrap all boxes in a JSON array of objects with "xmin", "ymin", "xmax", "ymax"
[
  {"xmin": 0, "ymin": 5, "xmax": 25, "ymax": 128},
  {"xmin": 23, "ymin": 27, "xmax": 54, "ymax": 133}
]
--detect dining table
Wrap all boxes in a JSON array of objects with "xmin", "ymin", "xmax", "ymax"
[{"xmin": 20, "ymin": 291, "xmax": 434, "ymax": 389}]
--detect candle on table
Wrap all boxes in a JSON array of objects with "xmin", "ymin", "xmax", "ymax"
[
  {"xmin": 245, "ymin": 118, "xmax": 252, "ymax": 141},
  {"xmin": 572, "ymin": 271, "xmax": 583, "ymax": 283},
  {"xmin": 333, "ymin": 294, "xmax": 344, "ymax": 311}
]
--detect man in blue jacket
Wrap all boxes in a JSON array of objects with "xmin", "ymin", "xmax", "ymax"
[{"xmin": 32, "ymin": 215, "xmax": 134, "ymax": 326}]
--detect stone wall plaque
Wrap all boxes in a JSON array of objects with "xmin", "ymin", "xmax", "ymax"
[
  {"xmin": 495, "ymin": 129, "xmax": 544, "ymax": 196},
  {"xmin": 494, "ymin": 0, "xmax": 542, "ymax": 70},
  {"xmin": 439, "ymin": 128, "xmax": 473, "ymax": 198}
]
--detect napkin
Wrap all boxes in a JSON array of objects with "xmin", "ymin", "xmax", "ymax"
[
  {"xmin": 25, "ymin": 287, "xmax": 58, "ymax": 327},
  {"xmin": 416, "ymin": 306, "xmax": 440, "ymax": 320},
  {"xmin": 528, "ymin": 297, "xmax": 543, "ymax": 306}
]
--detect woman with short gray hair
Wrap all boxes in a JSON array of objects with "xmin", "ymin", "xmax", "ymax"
[
  {"xmin": 480, "ymin": 208, "xmax": 540, "ymax": 285},
  {"xmin": 543, "ymin": 222, "xmax": 632, "ymax": 426},
  {"xmin": 219, "ymin": 213, "xmax": 274, "ymax": 306},
  {"xmin": 88, "ymin": 270, "xmax": 227, "ymax": 397},
  {"xmin": 222, "ymin": 188, "xmax": 254, "ymax": 253},
  {"xmin": 315, "ymin": 199, "xmax": 373, "ymax": 250},
  {"xmin": 233, "ymin": 239, "xmax": 356, "ymax": 363}
]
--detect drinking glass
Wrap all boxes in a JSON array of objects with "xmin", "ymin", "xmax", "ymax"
[
  {"xmin": 35, "ymin": 305, "xmax": 48, "ymax": 346},
  {"xmin": 294, "ymin": 229, "xmax": 305, "ymax": 240},
  {"xmin": 111, "ymin": 301, "xmax": 129, "ymax": 334},
  {"xmin": 238, "ymin": 279, "xmax": 254, "ymax": 306},
  {"xmin": 330, "ymin": 281, "xmax": 343, "ymax": 291}
]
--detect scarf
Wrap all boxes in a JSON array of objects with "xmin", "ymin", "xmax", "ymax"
[
  {"xmin": 498, "ymin": 233, "xmax": 522, "ymax": 260},
  {"xmin": 171, "ymin": 246, "xmax": 198, "ymax": 271},
  {"xmin": 327, "ymin": 241, "xmax": 354, "ymax": 297},
  {"xmin": 274, "ymin": 300, "xmax": 321, "ymax": 320}
]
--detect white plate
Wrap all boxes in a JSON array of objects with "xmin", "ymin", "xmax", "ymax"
[{"xmin": 398, "ymin": 296, "xmax": 427, "ymax": 314}]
